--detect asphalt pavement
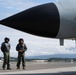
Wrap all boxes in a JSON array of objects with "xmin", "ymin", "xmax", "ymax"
[{"xmin": 0, "ymin": 62, "xmax": 76, "ymax": 75}]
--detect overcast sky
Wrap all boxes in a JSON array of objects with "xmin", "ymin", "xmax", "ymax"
[{"xmin": 0, "ymin": 0, "xmax": 76, "ymax": 57}]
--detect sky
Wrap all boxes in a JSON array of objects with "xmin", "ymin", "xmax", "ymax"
[{"xmin": 0, "ymin": 0, "xmax": 76, "ymax": 57}]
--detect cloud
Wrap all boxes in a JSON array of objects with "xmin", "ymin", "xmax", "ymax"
[
  {"xmin": 0, "ymin": 0, "xmax": 57, "ymax": 19},
  {"xmin": 0, "ymin": 0, "xmax": 39, "ymax": 11},
  {"xmin": 0, "ymin": 0, "xmax": 39, "ymax": 19}
]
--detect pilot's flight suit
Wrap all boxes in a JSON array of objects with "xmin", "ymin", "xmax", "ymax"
[
  {"xmin": 1, "ymin": 42, "xmax": 11, "ymax": 69},
  {"xmin": 16, "ymin": 43, "xmax": 27, "ymax": 69}
]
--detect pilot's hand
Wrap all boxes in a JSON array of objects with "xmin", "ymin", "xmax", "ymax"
[{"xmin": 19, "ymin": 50, "xmax": 24, "ymax": 52}]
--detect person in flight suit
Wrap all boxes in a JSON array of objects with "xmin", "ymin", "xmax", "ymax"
[
  {"xmin": 16, "ymin": 38, "xmax": 27, "ymax": 69},
  {"xmin": 1, "ymin": 37, "xmax": 11, "ymax": 70}
]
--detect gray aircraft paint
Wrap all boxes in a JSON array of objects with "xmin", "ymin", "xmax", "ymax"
[{"xmin": 55, "ymin": 0, "xmax": 76, "ymax": 39}]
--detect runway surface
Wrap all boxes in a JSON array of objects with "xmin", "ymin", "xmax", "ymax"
[{"xmin": 0, "ymin": 62, "xmax": 76, "ymax": 75}]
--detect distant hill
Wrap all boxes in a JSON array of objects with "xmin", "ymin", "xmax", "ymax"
[{"xmin": 26, "ymin": 54, "xmax": 76, "ymax": 59}]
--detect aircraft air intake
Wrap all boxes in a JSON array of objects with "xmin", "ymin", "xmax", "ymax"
[{"xmin": 0, "ymin": 3, "xmax": 60, "ymax": 38}]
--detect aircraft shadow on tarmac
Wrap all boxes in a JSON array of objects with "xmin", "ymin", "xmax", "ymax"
[{"xmin": 2, "ymin": 71, "xmax": 76, "ymax": 75}]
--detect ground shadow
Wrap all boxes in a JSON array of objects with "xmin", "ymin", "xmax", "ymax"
[{"xmin": 2, "ymin": 71, "xmax": 76, "ymax": 75}]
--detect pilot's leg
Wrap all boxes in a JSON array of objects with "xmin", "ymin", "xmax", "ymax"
[
  {"xmin": 22, "ymin": 53, "xmax": 25, "ymax": 69},
  {"xmin": 7, "ymin": 52, "xmax": 11, "ymax": 70},
  {"xmin": 2, "ymin": 52, "xmax": 7, "ymax": 70},
  {"xmin": 17, "ymin": 53, "xmax": 21, "ymax": 69}
]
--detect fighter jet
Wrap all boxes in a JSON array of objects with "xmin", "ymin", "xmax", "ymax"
[{"xmin": 0, "ymin": 0, "xmax": 76, "ymax": 45}]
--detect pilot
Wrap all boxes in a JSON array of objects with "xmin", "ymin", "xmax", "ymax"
[
  {"xmin": 1, "ymin": 37, "xmax": 11, "ymax": 70},
  {"xmin": 16, "ymin": 38, "xmax": 27, "ymax": 69}
]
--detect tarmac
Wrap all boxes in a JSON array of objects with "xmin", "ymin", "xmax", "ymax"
[{"xmin": 0, "ymin": 62, "xmax": 76, "ymax": 75}]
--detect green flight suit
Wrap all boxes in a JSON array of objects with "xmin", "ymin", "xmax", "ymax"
[
  {"xmin": 1, "ymin": 42, "xmax": 11, "ymax": 69},
  {"xmin": 16, "ymin": 43, "xmax": 27, "ymax": 68},
  {"xmin": 17, "ymin": 52, "xmax": 25, "ymax": 68},
  {"xmin": 3, "ymin": 52, "xmax": 10, "ymax": 69}
]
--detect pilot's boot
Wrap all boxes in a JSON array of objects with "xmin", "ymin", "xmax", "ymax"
[
  {"xmin": 17, "ymin": 67, "xmax": 20, "ymax": 69},
  {"xmin": 23, "ymin": 67, "xmax": 25, "ymax": 70}
]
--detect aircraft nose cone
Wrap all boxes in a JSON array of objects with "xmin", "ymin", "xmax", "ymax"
[{"xmin": 0, "ymin": 3, "xmax": 60, "ymax": 38}]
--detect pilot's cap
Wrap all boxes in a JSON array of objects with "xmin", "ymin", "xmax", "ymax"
[
  {"xmin": 4, "ymin": 37, "xmax": 10, "ymax": 41},
  {"xmin": 19, "ymin": 38, "xmax": 24, "ymax": 42}
]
